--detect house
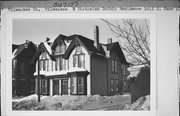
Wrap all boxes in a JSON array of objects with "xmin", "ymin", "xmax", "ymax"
[
  {"xmin": 127, "ymin": 63, "xmax": 150, "ymax": 103},
  {"xmin": 12, "ymin": 40, "xmax": 37, "ymax": 96},
  {"xmin": 33, "ymin": 26, "xmax": 129, "ymax": 96}
]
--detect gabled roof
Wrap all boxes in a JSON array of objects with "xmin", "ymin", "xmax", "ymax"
[
  {"xmin": 51, "ymin": 34, "xmax": 69, "ymax": 50},
  {"xmin": 12, "ymin": 41, "xmax": 37, "ymax": 59},
  {"xmin": 105, "ymin": 42, "xmax": 129, "ymax": 65},
  {"xmin": 63, "ymin": 34, "xmax": 105, "ymax": 59},
  {"xmin": 31, "ymin": 42, "xmax": 55, "ymax": 63}
]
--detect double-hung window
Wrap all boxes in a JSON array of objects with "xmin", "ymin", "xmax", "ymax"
[
  {"xmin": 110, "ymin": 78, "xmax": 114, "ymax": 92},
  {"xmin": 55, "ymin": 43, "xmax": 65, "ymax": 55},
  {"xmin": 55, "ymin": 57, "xmax": 66, "ymax": 71},
  {"xmin": 112, "ymin": 59, "xmax": 118, "ymax": 74},
  {"xmin": 71, "ymin": 77, "xmax": 77, "ymax": 94},
  {"xmin": 41, "ymin": 79, "xmax": 47, "ymax": 94},
  {"xmin": 40, "ymin": 52, "xmax": 49, "ymax": 71},
  {"xmin": 73, "ymin": 45, "xmax": 85, "ymax": 68},
  {"xmin": 115, "ymin": 79, "xmax": 119, "ymax": 93},
  {"xmin": 73, "ymin": 54, "xmax": 85, "ymax": 68}
]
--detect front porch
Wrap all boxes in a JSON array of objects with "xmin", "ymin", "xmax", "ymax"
[{"xmin": 35, "ymin": 70, "xmax": 89, "ymax": 96}]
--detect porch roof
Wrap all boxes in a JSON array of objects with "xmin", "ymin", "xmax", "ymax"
[{"xmin": 34, "ymin": 67, "xmax": 89, "ymax": 77}]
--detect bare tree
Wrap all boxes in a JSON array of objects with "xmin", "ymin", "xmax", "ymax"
[{"xmin": 101, "ymin": 18, "xmax": 150, "ymax": 65}]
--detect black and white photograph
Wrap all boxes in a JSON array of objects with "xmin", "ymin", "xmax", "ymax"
[{"xmin": 11, "ymin": 15, "xmax": 153, "ymax": 111}]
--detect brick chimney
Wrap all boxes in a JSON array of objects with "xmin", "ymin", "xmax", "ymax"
[
  {"xmin": 107, "ymin": 38, "xmax": 112, "ymax": 44},
  {"xmin": 94, "ymin": 25, "xmax": 100, "ymax": 51}
]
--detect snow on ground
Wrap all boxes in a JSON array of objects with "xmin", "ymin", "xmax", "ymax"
[
  {"xmin": 12, "ymin": 94, "xmax": 131, "ymax": 111},
  {"xmin": 123, "ymin": 95, "xmax": 150, "ymax": 110}
]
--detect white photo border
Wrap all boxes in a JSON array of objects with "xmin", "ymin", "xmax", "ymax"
[{"xmin": 1, "ymin": 9, "xmax": 157, "ymax": 116}]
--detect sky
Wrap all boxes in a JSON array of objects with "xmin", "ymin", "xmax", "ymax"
[{"xmin": 13, "ymin": 19, "xmax": 119, "ymax": 45}]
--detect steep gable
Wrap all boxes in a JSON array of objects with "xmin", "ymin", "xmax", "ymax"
[
  {"xmin": 51, "ymin": 34, "xmax": 69, "ymax": 51},
  {"xmin": 31, "ymin": 42, "xmax": 55, "ymax": 63},
  {"xmin": 63, "ymin": 34, "xmax": 105, "ymax": 59},
  {"xmin": 105, "ymin": 42, "xmax": 129, "ymax": 66},
  {"xmin": 12, "ymin": 41, "xmax": 37, "ymax": 60}
]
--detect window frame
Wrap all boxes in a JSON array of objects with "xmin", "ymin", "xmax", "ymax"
[
  {"xmin": 78, "ymin": 77, "xmax": 84, "ymax": 94},
  {"xmin": 73, "ymin": 53, "xmax": 85, "ymax": 68},
  {"xmin": 41, "ymin": 79, "xmax": 47, "ymax": 94},
  {"xmin": 111, "ymin": 59, "xmax": 118, "ymax": 74},
  {"xmin": 71, "ymin": 76, "xmax": 77, "ymax": 94},
  {"xmin": 115, "ymin": 79, "xmax": 119, "ymax": 93},
  {"xmin": 54, "ymin": 42, "xmax": 66, "ymax": 55},
  {"xmin": 55, "ymin": 57, "xmax": 66, "ymax": 71},
  {"xmin": 110, "ymin": 78, "xmax": 114, "ymax": 93}
]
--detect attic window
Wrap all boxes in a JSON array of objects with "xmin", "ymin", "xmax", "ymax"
[
  {"xmin": 41, "ymin": 52, "xmax": 47, "ymax": 59},
  {"xmin": 76, "ymin": 45, "xmax": 82, "ymax": 54},
  {"xmin": 55, "ymin": 43, "xmax": 66, "ymax": 55}
]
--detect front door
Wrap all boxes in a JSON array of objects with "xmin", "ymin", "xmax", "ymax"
[
  {"xmin": 61, "ymin": 79, "xmax": 68, "ymax": 95},
  {"xmin": 53, "ymin": 80, "xmax": 59, "ymax": 95}
]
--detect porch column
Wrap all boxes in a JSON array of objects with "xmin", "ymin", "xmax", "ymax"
[
  {"xmin": 59, "ymin": 79, "xmax": 61, "ymax": 95},
  {"xmin": 87, "ymin": 75, "xmax": 91, "ymax": 95},
  {"xmin": 68, "ymin": 78, "xmax": 71, "ymax": 95},
  {"xmin": 50, "ymin": 79, "xmax": 53, "ymax": 96}
]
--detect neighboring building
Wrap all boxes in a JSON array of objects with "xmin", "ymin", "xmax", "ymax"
[
  {"xmin": 127, "ymin": 64, "xmax": 150, "ymax": 103},
  {"xmin": 33, "ymin": 26, "xmax": 129, "ymax": 96},
  {"xmin": 12, "ymin": 40, "xmax": 37, "ymax": 96},
  {"xmin": 122, "ymin": 65, "xmax": 130, "ymax": 93}
]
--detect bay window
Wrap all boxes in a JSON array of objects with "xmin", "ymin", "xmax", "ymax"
[
  {"xmin": 71, "ymin": 77, "xmax": 77, "ymax": 94},
  {"xmin": 70, "ymin": 76, "xmax": 85, "ymax": 95},
  {"xmin": 78, "ymin": 77, "xmax": 84, "ymax": 94},
  {"xmin": 41, "ymin": 79, "xmax": 47, "ymax": 94}
]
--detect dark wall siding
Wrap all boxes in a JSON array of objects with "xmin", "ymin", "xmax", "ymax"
[
  {"xmin": 12, "ymin": 43, "xmax": 37, "ymax": 96},
  {"xmin": 91, "ymin": 54, "xmax": 107, "ymax": 96},
  {"xmin": 107, "ymin": 58, "xmax": 123, "ymax": 95}
]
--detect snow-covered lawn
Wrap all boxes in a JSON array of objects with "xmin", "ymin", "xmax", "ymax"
[{"xmin": 12, "ymin": 94, "xmax": 131, "ymax": 110}]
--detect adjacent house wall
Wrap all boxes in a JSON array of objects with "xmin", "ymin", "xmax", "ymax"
[
  {"xmin": 13, "ymin": 44, "xmax": 36, "ymax": 96},
  {"xmin": 107, "ymin": 58, "xmax": 123, "ymax": 95}
]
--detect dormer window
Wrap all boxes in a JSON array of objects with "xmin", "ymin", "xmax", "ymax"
[{"xmin": 54, "ymin": 42, "xmax": 66, "ymax": 55}]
